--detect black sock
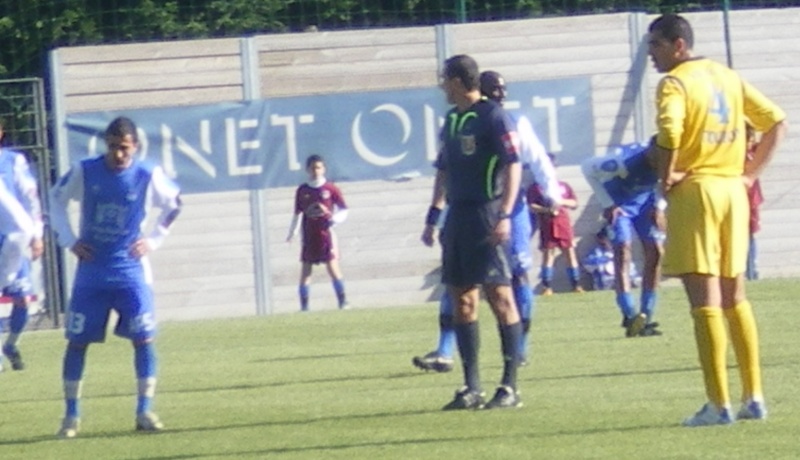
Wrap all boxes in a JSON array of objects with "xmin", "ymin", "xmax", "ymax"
[
  {"xmin": 499, "ymin": 322, "xmax": 522, "ymax": 389},
  {"xmin": 454, "ymin": 321, "xmax": 480, "ymax": 392}
]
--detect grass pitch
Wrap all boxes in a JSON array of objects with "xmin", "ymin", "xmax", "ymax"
[{"xmin": 1, "ymin": 279, "xmax": 799, "ymax": 459}]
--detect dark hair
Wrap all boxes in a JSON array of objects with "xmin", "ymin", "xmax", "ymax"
[
  {"xmin": 479, "ymin": 70, "xmax": 506, "ymax": 103},
  {"xmin": 105, "ymin": 116, "xmax": 138, "ymax": 143},
  {"xmin": 442, "ymin": 55, "xmax": 480, "ymax": 91},
  {"xmin": 306, "ymin": 154, "xmax": 324, "ymax": 169},
  {"xmin": 649, "ymin": 14, "xmax": 694, "ymax": 49}
]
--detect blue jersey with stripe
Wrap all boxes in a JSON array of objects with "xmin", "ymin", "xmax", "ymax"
[
  {"xmin": 583, "ymin": 142, "xmax": 657, "ymax": 215},
  {"xmin": 435, "ymin": 99, "xmax": 520, "ymax": 205}
]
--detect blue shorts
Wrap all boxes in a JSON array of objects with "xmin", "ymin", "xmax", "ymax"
[
  {"xmin": 509, "ymin": 198, "xmax": 533, "ymax": 276},
  {"xmin": 441, "ymin": 203, "xmax": 512, "ymax": 287},
  {"xmin": 1, "ymin": 258, "xmax": 34, "ymax": 299},
  {"xmin": 65, "ymin": 283, "xmax": 157, "ymax": 344},
  {"xmin": 608, "ymin": 205, "xmax": 665, "ymax": 246}
]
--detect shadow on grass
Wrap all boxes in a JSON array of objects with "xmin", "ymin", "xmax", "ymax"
[{"xmin": 0, "ymin": 409, "xmax": 672, "ymax": 453}]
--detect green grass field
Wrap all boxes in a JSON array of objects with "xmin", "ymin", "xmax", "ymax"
[{"xmin": 1, "ymin": 279, "xmax": 799, "ymax": 459}]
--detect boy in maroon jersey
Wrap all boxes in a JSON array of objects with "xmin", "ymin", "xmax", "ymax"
[
  {"xmin": 287, "ymin": 155, "xmax": 349, "ymax": 311},
  {"xmin": 527, "ymin": 157, "xmax": 583, "ymax": 295}
]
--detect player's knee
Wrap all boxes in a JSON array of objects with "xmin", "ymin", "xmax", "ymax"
[{"xmin": 522, "ymin": 319, "xmax": 531, "ymax": 334}]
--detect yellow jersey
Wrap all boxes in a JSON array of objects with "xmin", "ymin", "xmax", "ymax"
[{"xmin": 655, "ymin": 58, "xmax": 785, "ymax": 177}]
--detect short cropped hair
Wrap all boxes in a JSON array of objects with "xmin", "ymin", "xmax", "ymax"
[
  {"xmin": 649, "ymin": 14, "xmax": 694, "ymax": 49},
  {"xmin": 306, "ymin": 154, "xmax": 325, "ymax": 169},
  {"xmin": 106, "ymin": 116, "xmax": 139, "ymax": 143},
  {"xmin": 442, "ymin": 55, "xmax": 480, "ymax": 91}
]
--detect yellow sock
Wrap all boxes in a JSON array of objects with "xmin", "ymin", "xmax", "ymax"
[
  {"xmin": 691, "ymin": 306, "xmax": 730, "ymax": 408},
  {"xmin": 724, "ymin": 300, "xmax": 763, "ymax": 402}
]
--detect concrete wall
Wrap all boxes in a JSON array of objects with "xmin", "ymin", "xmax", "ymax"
[{"xmin": 49, "ymin": 9, "xmax": 800, "ymax": 320}]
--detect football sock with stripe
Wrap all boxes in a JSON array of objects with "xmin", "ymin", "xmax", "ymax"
[
  {"xmin": 63, "ymin": 343, "xmax": 87, "ymax": 418},
  {"xmin": 135, "ymin": 342, "xmax": 158, "ymax": 415}
]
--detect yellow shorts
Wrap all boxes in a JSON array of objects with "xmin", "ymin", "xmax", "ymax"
[{"xmin": 662, "ymin": 175, "xmax": 749, "ymax": 277}]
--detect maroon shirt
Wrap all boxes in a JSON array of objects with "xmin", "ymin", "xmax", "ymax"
[
  {"xmin": 294, "ymin": 181, "xmax": 347, "ymax": 263},
  {"xmin": 527, "ymin": 181, "xmax": 577, "ymax": 249}
]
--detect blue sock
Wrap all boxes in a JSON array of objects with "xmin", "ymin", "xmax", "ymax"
[
  {"xmin": 567, "ymin": 267, "xmax": 580, "ymax": 286},
  {"xmin": 332, "ymin": 279, "xmax": 346, "ymax": 307},
  {"xmin": 454, "ymin": 322, "xmax": 481, "ymax": 392},
  {"xmin": 63, "ymin": 344, "xmax": 87, "ymax": 418},
  {"xmin": 9, "ymin": 306, "xmax": 28, "ymax": 334},
  {"xmin": 299, "ymin": 285, "xmax": 309, "ymax": 311},
  {"xmin": 437, "ymin": 293, "xmax": 455, "ymax": 358},
  {"xmin": 513, "ymin": 282, "xmax": 533, "ymax": 357},
  {"xmin": 66, "ymin": 398, "xmax": 80, "ymax": 419},
  {"xmin": 540, "ymin": 266, "xmax": 553, "ymax": 287},
  {"xmin": 616, "ymin": 292, "xmax": 636, "ymax": 319},
  {"xmin": 438, "ymin": 316, "xmax": 455, "ymax": 358},
  {"xmin": 135, "ymin": 343, "xmax": 157, "ymax": 414},
  {"xmin": 640, "ymin": 289, "xmax": 657, "ymax": 320}
]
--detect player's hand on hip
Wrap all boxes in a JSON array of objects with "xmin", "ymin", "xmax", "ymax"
[
  {"xmin": 742, "ymin": 174, "xmax": 757, "ymax": 189},
  {"xmin": 490, "ymin": 218, "xmax": 511, "ymax": 245},
  {"xmin": 129, "ymin": 238, "xmax": 151, "ymax": 259},
  {"xmin": 71, "ymin": 241, "xmax": 94, "ymax": 261},
  {"xmin": 603, "ymin": 206, "xmax": 623, "ymax": 224},
  {"xmin": 421, "ymin": 225, "xmax": 437, "ymax": 247}
]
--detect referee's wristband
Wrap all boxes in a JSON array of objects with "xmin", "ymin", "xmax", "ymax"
[{"xmin": 425, "ymin": 206, "xmax": 442, "ymax": 226}]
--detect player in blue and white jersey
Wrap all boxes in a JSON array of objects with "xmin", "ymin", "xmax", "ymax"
[
  {"xmin": 0, "ymin": 180, "xmax": 34, "ymax": 294},
  {"xmin": 413, "ymin": 70, "xmax": 561, "ymax": 373},
  {"xmin": 581, "ymin": 139, "xmax": 665, "ymax": 337},
  {"xmin": 0, "ymin": 120, "xmax": 45, "ymax": 372},
  {"xmin": 49, "ymin": 117, "xmax": 181, "ymax": 438}
]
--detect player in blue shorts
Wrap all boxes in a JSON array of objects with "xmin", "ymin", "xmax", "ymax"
[
  {"xmin": 0, "ymin": 181, "xmax": 34, "ymax": 295},
  {"xmin": 582, "ymin": 139, "xmax": 665, "ymax": 337},
  {"xmin": 414, "ymin": 70, "xmax": 561, "ymax": 377},
  {"xmin": 0, "ymin": 120, "xmax": 45, "ymax": 372},
  {"xmin": 49, "ymin": 117, "xmax": 182, "ymax": 438}
]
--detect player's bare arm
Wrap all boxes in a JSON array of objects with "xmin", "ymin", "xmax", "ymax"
[
  {"xmin": 422, "ymin": 169, "xmax": 447, "ymax": 247},
  {"xmin": 129, "ymin": 238, "xmax": 151, "ymax": 259},
  {"xmin": 743, "ymin": 120, "xmax": 788, "ymax": 188}
]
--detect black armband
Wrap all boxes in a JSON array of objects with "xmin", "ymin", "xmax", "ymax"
[{"xmin": 425, "ymin": 206, "xmax": 442, "ymax": 226}]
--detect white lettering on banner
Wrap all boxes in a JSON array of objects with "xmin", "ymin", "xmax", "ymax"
[
  {"xmin": 352, "ymin": 103, "xmax": 409, "ymax": 166},
  {"xmin": 161, "ymin": 124, "xmax": 217, "ymax": 179},
  {"xmin": 270, "ymin": 113, "xmax": 303, "ymax": 171},
  {"xmin": 533, "ymin": 96, "xmax": 565, "ymax": 153},
  {"xmin": 226, "ymin": 118, "xmax": 262, "ymax": 176},
  {"xmin": 424, "ymin": 105, "xmax": 442, "ymax": 161},
  {"xmin": 200, "ymin": 120, "xmax": 212, "ymax": 153}
]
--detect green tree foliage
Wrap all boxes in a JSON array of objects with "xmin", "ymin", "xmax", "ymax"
[{"xmin": 0, "ymin": 0, "xmax": 793, "ymax": 79}]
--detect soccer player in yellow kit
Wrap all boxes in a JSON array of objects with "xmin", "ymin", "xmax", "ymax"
[{"xmin": 647, "ymin": 14, "xmax": 788, "ymax": 426}]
